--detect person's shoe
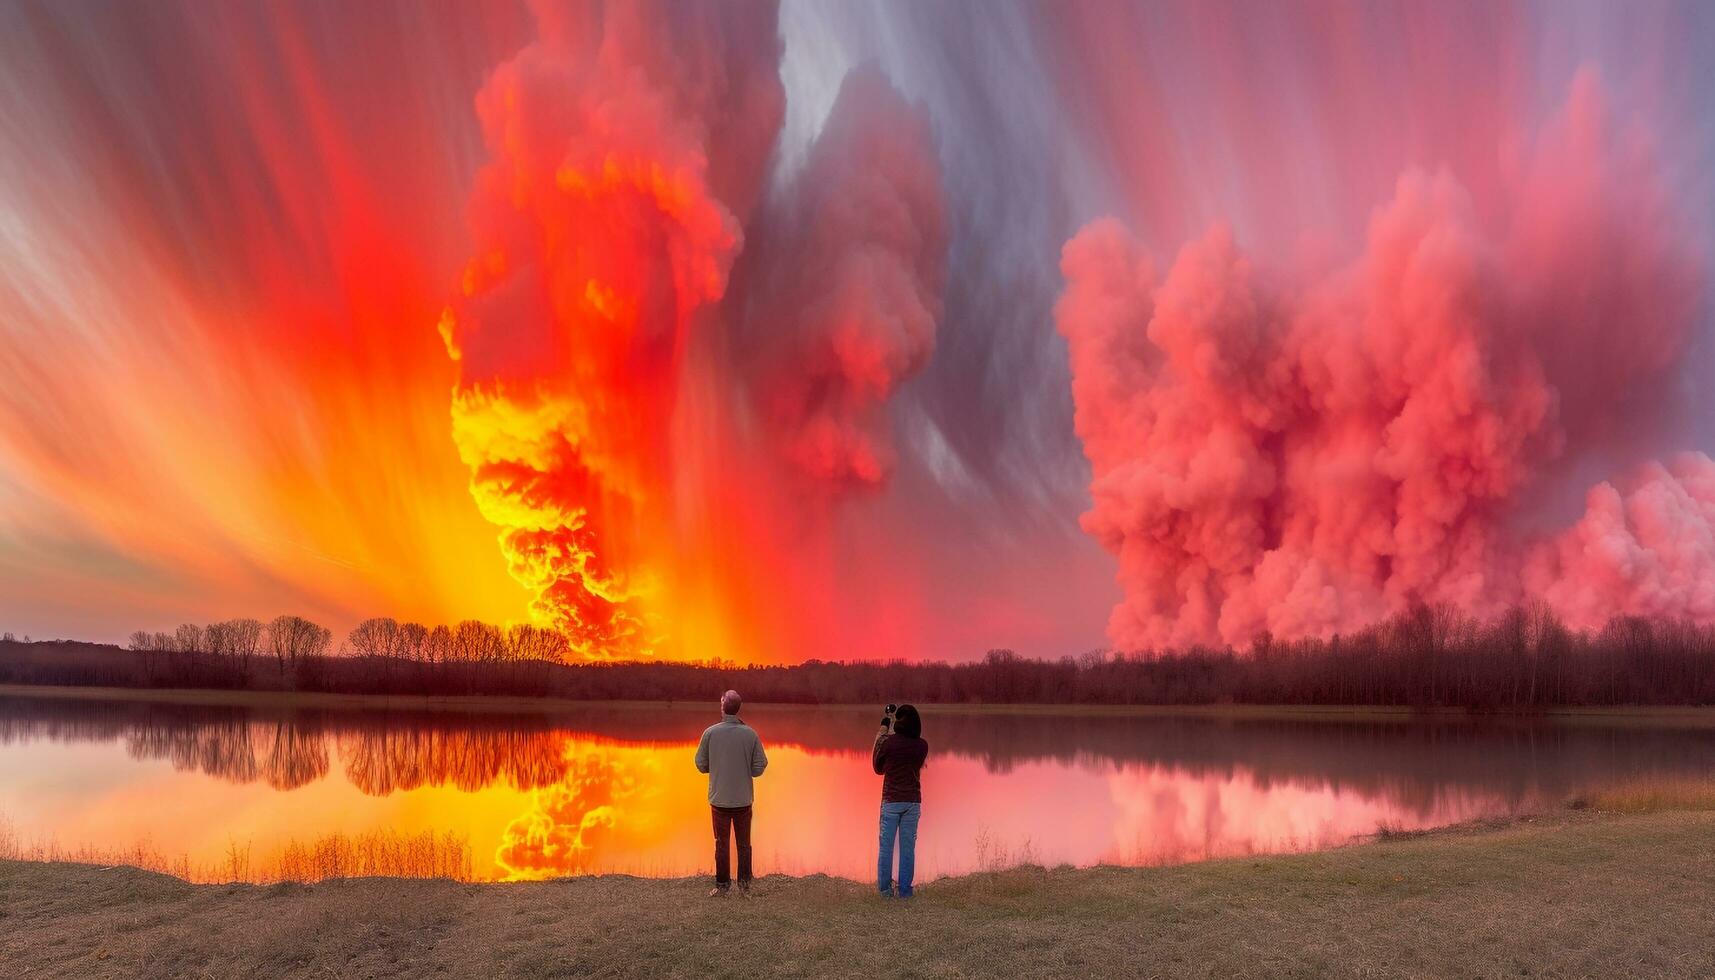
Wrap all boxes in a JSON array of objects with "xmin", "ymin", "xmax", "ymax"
[
  {"xmin": 707, "ymin": 886, "xmax": 729, "ymax": 898},
  {"xmin": 736, "ymin": 884, "xmax": 754, "ymax": 899}
]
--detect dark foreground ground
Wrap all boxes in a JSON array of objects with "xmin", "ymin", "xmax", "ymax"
[{"xmin": 4, "ymin": 809, "xmax": 1714, "ymax": 979}]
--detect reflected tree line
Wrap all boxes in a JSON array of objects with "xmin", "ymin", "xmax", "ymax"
[
  {"xmin": 6, "ymin": 695, "xmax": 1715, "ymax": 818},
  {"xmin": 0, "ymin": 696, "xmax": 575, "ymax": 793},
  {"xmin": 7, "ymin": 603, "xmax": 1715, "ymax": 706}
]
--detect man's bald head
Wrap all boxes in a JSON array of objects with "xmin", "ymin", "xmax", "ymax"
[{"xmin": 721, "ymin": 690, "xmax": 742, "ymax": 715}]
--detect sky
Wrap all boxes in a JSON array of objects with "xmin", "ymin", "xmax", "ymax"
[{"xmin": 1, "ymin": 1, "xmax": 1713, "ymax": 662}]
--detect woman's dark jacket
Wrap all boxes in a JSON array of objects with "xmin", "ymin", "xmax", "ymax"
[{"xmin": 872, "ymin": 733, "xmax": 929, "ymax": 804}]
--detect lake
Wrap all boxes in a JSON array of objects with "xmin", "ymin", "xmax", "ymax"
[{"xmin": 3, "ymin": 693, "xmax": 1714, "ymax": 883}]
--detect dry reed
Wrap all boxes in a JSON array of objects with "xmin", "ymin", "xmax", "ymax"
[{"xmin": 0, "ymin": 817, "xmax": 472, "ymax": 883}]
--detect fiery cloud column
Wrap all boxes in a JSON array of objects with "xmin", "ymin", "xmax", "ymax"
[{"xmin": 439, "ymin": 2, "xmax": 782, "ymax": 657}]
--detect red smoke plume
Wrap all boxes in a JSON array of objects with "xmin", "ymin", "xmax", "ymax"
[
  {"xmin": 1057, "ymin": 72, "xmax": 1707, "ymax": 650},
  {"xmin": 747, "ymin": 66, "xmax": 948, "ymax": 488},
  {"xmin": 1529, "ymin": 453, "xmax": 1715, "ymax": 630}
]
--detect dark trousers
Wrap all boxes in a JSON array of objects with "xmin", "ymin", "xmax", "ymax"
[{"xmin": 711, "ymin": 804, "xmax": 753, "ymax": 888}]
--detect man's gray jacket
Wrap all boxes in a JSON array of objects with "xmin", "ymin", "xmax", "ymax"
[{"xmin": 694, "ymin": 715, "xmax": 768, "ymax": 808}]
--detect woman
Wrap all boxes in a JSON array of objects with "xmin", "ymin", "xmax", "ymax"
[{"xmin": 872, "ymin": 703, "xmax": 929, "ymax": 897}]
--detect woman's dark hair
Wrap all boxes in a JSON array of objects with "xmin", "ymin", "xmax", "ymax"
[{"xmin": 893, "ymin": 703, "xmax": 922, "ymax": 739}]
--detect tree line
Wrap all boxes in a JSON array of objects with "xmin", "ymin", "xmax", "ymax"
[
  {"xmin": 107, "ymin": 614, "xmax": 572, "ymax": 692},
  {"xmin": 128, "ymin": 616, "xmax": 569, "ymax": 670},
  {"xmin": 5, "ymin": 602, "xmax": 1715, "ymax": 706}
]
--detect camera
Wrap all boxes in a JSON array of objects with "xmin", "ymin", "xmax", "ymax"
[{"xmin": 881, "ymin": 703, "xmax": 898, "ymax": 729}]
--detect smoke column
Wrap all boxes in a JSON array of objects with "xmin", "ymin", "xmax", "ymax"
[
  {"xmin": 440, "ymin": 1, "xmax": 947, "ymax": 658},
  {"xmin": 1057, "ymin": 72, "xmax": 1708, "ymax": 650},
  {"xmin": 438, "ymin": 1, "xmax": 784, "ymax": 656}
]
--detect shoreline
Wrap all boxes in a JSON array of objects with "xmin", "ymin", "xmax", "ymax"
[
  {"xmin": 5, "ymin": 807, "xmax": 1713, "ymax": 977},
  {"xmin": 0, "ymin": 807, "xmax": 1584, "ymax": 888},
  {"xmin": 7, "ymin": 682, "xmax": 1715, "ymax": 726}
]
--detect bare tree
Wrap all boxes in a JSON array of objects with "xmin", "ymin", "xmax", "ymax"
[
  {"xmin": 451, "ymin": 620, "xmax": 505, "ymax": 663},
  {"xmin": 227, "ymin": 618, "xmax": 264, "ymax": 676},
  {"xmin": 398, "ymin": 622, "xmax": 429, "ymax": 662},
  {"xmin": 266, "ymin": 616, "xmax": 292, "ymax": 673},
  {"xmin": 506, "ymin": 623, "xmax": 569, "ymax": 663},
  {"xmin": 204, "ymin": 621, "xmax": 234, "ymax": 659},
  {"xmin": 267, "ymin": 615, "xmax": 332, "ymax": 673},
  {"xmin": 127, "ymin": 630, "xmax": 153, "ymax": 651},
  {"xmin": 174, "ymin": 623, "xmax": 206, "ymax": 655},
  {"xmin": 346, "ymin": 617, "xmax": 400, "ymax": 659},
  {"xmin": 424, "ymin": 624, "xmax": 452, "ymax": 665}
]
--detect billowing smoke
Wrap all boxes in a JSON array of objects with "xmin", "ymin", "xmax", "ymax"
[
  {"xmin": 1529, "ymin": 453, "xmax": 1715, "ymax": 628},
  {"xmin": 441, "ymin": 1, "xmax": 946, "ymax": 657},
  {"xmin": 1057, "ymin": 72, "xmax": 1708, "ymax": 650},
  {"xmin": 439, "ymin": 0, "xmax": 784, "ymax": 656},
  {"xmin": 744, "ymin": 66, "xmax": 947, "ymax": 488}
]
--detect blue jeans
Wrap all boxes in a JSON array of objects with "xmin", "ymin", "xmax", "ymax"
[{"xmin": 878, "ymin": 802, "xmax": 921, "ymax": 896}]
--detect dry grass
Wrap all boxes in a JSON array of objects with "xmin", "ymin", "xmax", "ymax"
[
  {"xmin": 5, "ymin": 810, "xmax": 1715, "ymax": 978},
  {"xmin": 1370, "ymin": 819, "xmax": 1423, "ymax": 841},
  {"xmin": 971, "ymin": 825, "xmax": 1039, "ymax": 871},
  {"xmin": 0, "ymin": 821, "xmax": 473, "ymax": 884},
  {"xmin": 1572, "ymin": 775, "xmax": 1715, "ymax": 813},
  {"xmin": 272, "ymin": 830, "xmax": 473, "ymax": 882}
]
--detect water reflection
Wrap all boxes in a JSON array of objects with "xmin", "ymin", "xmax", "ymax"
[
  {"xmin": 3, "ymin": 695, "xmax": 1715, "ymax": 881},
  {"xmin": 496, "ymin": 748, "xmax": 674, "ymax": 879}
]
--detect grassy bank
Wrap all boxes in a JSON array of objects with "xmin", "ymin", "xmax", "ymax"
[{"xmin": 5, "ymin": 809, "xmax": 1714, "ymax": 978}]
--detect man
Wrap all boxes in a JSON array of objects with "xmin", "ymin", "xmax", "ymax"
[{"xmin": 694, "ymin": 689, "xmax": 768, "ymax": 896}]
